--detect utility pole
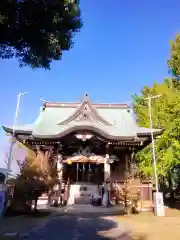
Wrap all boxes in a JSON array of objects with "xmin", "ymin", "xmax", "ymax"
[
  {"xmin": 145, "ymin": 94, "xmax": 165, "ymax": 216},
  {"xmin": 5, "ymin": 92, "xmax": 28, "ymax": 183},
  {"xmin": 1, "ymin": 92, "xmax": 28, "ymax": 217},
  {"xmin": 145, "ymin": 95, "xmax": 161, "ymax": 193}
]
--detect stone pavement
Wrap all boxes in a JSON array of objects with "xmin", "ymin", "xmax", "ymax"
[
  {"xmin": 19, "ymin": 205, "xmax": 130, "ymax": 239},
  {"xmin": 60, "ymin": 204, "xmax": 125, "ymax": 216},
  {"xmin": 0, "ymin": 205, "xmax": 131, "ymax": 239},
  {"xmin": 15, "ymin": 205, "xmax": 180, "ymax": 240},
  {"xmin": 22, "ymin": 215, "xmax": 131, "ymax": 240}
]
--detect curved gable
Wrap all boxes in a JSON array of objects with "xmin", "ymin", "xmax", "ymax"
[{"xmin": 58, "ymin": 93, "xmax": 112, "ymax": 126}]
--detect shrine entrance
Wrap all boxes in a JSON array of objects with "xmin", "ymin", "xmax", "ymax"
[
  {"xmin": 62, "ymin": 155, "xmax": 105, "ymax": 205},
  {"xmin": 63, "ymin": 162, "xmax": 104, "ymax": 184}
]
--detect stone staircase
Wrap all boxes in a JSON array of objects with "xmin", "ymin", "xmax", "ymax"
[{"xmin": 67, "ymin": 182, "xmax": 100, "ymax": 205}]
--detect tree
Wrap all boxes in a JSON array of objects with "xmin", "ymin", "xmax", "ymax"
[
  {"xmin": 12, "ymin": 146, "xmax": 58, "ymax": 211},
  {"xmin": 133, "ymin": 34, "xmax": 180, "ymax": 184},
  {"xmin": 0, "ymin": 0, "xmax": 82, "ymax": 69},
  {"xmin": 133, "ymin": 79, "xmax": 180, "ymax": 181},
  {"xmin": 123, "ymin": 177, "xmax": 141, "ymax": 214},
  {"xmin": 168, "ymin": 34, "xmax": 180, "ymax": 80}
]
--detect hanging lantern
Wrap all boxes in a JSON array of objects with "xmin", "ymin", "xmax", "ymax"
[
  {"xmin": 87, "ymin": 163, "xmax": 92, "ymax": 173},
  {"xmin": 67, "ymin": 159, "xmax": 72, "ymax": 165}
]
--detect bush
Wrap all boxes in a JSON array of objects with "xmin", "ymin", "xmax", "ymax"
[{"xmin": 123, "ymin": 178, "xmax": 141, "ymax": 215}]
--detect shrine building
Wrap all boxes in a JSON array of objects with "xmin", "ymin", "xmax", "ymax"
[{"xmin": 2, "ymin": 94, "xmax": 162, "ymax": 207}]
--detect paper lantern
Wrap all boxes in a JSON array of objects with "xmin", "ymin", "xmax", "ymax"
[{"xmin": 67, "ymin": 159, "xmax": 72, "ymax": 165}]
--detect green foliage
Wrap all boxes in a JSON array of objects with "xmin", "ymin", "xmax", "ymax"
[
  {"xmin": 133, "ymin": 79, "xmax": 180, "ymax": 178},
  {"xmin": 13, "ymin": 148, "xmax": 57, "ymax": 209},
  {"xmin": 0, "ymin": 0, "xmax": 82, "ymax": 69},
  {"xmin": 168, "ymin": 34, "xmax": 180, "ymax": 79},
  {"xmin": 15, "ymin": 171, "xmax": 48, "ymax": 203},
  {"xmin": 14, "ymin": 162, "xmax": 47, "ymax": 208}
]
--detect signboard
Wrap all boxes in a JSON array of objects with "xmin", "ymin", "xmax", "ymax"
[{"xmin": 153, "ymin": 192, "xmax": 165, "ymax": 216}]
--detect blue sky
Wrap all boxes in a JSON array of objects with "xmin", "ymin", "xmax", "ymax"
[{"xmin": 0, "ymin": 0, "xmax": 179, "ymax": 170}]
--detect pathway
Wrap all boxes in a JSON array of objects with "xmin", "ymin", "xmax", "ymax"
[{"xmin": 23, "ymin": 215, "xmax": 130, "ymax": 240}]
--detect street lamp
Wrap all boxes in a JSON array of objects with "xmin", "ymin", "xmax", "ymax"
[{"xmin": 5, "ymin": 92, "xmax": 28, "ymax": 183}]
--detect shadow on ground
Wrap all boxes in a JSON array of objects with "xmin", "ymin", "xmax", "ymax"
[
  {"xmin": 23, "ymin": 213, "xmax": 148, "ymax": 240},
  {"xmin": 2, "ymin": 206, "xmax": 149, "ymax": 239},
  {"xmin": 4, "ymin": 208, "xmax": 53, "ymax": 218}
]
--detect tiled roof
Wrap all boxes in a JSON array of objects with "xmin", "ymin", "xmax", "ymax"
[{"xmin": 2, "ymin": 94, "xmax": 162, "ymax": 140}]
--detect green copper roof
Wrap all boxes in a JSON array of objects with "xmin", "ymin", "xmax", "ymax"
[
  {"xmin": 2, "ymin": 94, "xmax": 162, "ymax": 140},
  {"xmin": 33, "ymin": 107, "xmax": 137, "ymax": 137}
]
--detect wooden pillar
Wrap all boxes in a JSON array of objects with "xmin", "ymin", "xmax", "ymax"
[
  {"xmin": 57, "ymin": 154, "xmax": 63, "ymax": 205},
  {"xmin": 104, "ymin": 154, "xmax": 110, "ymax": 181},
  {"xmin": 124, "ymin": 153, "xmax": 129, "ymax": 180},
  {"xmin": 129, "ymin": 149, "xmax": 134, "ymax": 176},
  {"xmin": 130, "ymin": 148, "xmax": 139, "ymax": 179},
  {"xmin": 125, "ymin": 154, "xmax": 129, "ymax": 172},
  {"xmin": 104, "ymin": 145, "xmax": 111, "ymax": 181}
]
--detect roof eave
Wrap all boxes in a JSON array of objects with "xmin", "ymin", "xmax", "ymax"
[
  {"xmin": 32, "ymin": 124, "xmax": 138, "ymax": 140},
  {"xmin": 2, "ymin": 125, "xmax": 32, "ymax": 135},
  {"xmin": 137, "ymin": 129, "xmax": 164, "ymax": 137},
  {"xmin": 32, "ymin": 134, "xmax": 136, "ymax": 141}
]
